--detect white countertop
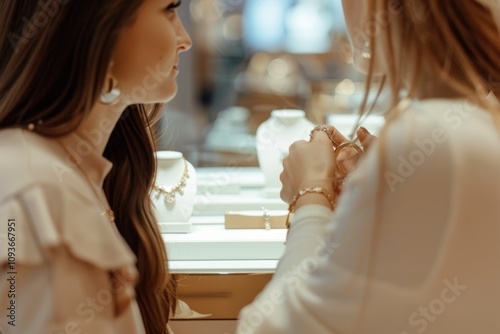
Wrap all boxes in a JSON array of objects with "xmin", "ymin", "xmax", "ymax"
[
  {"xmin": 164, "ymin": 167, "xmax": 288, "ymax": 274},
  {"xmin": 168, "ymin": 259, "xmax": 280, "ymax": 274}
]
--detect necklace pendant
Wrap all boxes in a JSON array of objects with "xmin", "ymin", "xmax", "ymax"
[
  {"xmin": 262, "ymin": 207, "xmax": 271, "ymax": 230},
  {"xmin": 155, "ymin": 158, "xmax": 189, "ymax": 206},
  {"xmin": 107, "ymin": 209, "xmax": 115, "ymax": 222},
  {"xmin": 100, "ymin": 208, "xmax": 115, "ymax": 222},
  {"xmin": 165, "ymin": 193, "xmax": 176, "ymax": 204}
]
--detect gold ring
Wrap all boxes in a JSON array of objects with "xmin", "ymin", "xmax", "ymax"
[{"xmin": 334, "ymin": 142, "xmax": 364, "ymax": 177}]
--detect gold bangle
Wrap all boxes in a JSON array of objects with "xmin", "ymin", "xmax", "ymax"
[
  {"xmin": 334, "ymin": 142, "xmax": 364, "ymax": 178},
  {"xmin": 286, "ymin": 187, "xmax": 335, "ymax": 229}
]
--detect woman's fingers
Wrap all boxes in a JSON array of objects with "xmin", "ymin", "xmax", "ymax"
[
  {"xmin": 280, "ymin": 125, "xmax": 377, "ymax": 204},
  {"xmin": 310, "ymin": 124, "xmax": 376, "ymax": 152},
  {"xmin": 280, "ymin": 138, "xmax": 336, "ymax": 203},
  {"xmin": 309, "ymin": 125, "xmax": 348, "ymax": 147},
  {"xmin": 357, "ymin": 126, "xmax": 376, "ymax": 151}
]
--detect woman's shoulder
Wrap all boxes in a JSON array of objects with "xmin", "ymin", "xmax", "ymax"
[
  {"xmin": 396, "ymin": 98, "xmax": 495, "ymax": 134},
  {"xmin": 0, "ymin": 128, "xmax": 67, "ymax": 197},
  {"xmin": 0, "ymin": 128, "xmax": 136, "ymax": 270},
  {"xmin": 380, "ymin": 98, "xmax": 499, "ymax": 156},
  {"xmin": 0, "ymin": 175, "xmax": 136, "ymax": 271},
  {"xmin": 355, "ymin": 98, "xmax": 500, "ymax": 192}
]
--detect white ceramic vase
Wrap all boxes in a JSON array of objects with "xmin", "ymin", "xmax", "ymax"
[
  {"xmin": 256, "ymin": 109, "xmax": 314, "ymax": 197},
  {"xmin": 152, "ymin": 151, "xmax": 197, "ymax": 232}
]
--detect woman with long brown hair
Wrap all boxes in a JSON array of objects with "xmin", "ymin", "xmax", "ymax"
[
  {"xmin": 238, "ymin": 0, "xmax": 500, "ymax": 333},
  {"xmin": 0, "ymin": 0, "xmax": 191, "ymax": 333}
]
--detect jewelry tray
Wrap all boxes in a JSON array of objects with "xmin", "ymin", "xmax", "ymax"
[{"xmin": 224, "ymin": 210, "xmax": 288, "ymax": 229}]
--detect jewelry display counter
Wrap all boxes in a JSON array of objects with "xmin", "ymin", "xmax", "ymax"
[{"xmin": 165, "ymin": 167, "xmax": 288, "ymax": 333}]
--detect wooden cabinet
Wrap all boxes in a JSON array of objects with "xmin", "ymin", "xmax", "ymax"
[
  {"xmin": 176, "ymin": 274, "xmax": 273, "ymax": 319},
  {"xmin": 164, "ymin": 168, "xmax": 287, "ymax": 332}
]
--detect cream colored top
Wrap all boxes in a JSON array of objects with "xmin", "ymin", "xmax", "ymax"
[
  {"xmin": 0, "ymin": 129, "xmax": 146, "ymax": 333},
  {"xmin": 238, "ymin": 99, "xmax": 500, "ymax": 333}
]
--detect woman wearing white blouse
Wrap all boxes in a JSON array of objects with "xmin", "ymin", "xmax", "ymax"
[
  {"xmin": 0, "ymin": 1, "xmax": 191, "ymax": 333},
  {"xmin": 238, "ymin": 0, "xmax": 500, "ymax": 333}
]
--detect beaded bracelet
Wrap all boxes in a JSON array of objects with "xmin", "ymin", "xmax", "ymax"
[{"xmin": 286, "ymin": 187, "xmax": 335, "ymax": 229}]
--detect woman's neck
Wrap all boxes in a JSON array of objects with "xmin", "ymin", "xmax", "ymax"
[
  {"xmin": 75, "ymin": 102, "xmax": 127, "ymax": 156},
  {"xmin": 405, "ymin": 69, "xmax": 466, "ymax": 101}
]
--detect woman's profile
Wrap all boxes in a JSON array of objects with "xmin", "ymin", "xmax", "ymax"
[{"xmin": 0, "ymin": 1, "xmax": 191, "ymax": 333}]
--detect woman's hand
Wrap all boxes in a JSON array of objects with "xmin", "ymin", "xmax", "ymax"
[
  {"xmin": 279, "ymin": 125, "xmax": 376, "ymax": 210},
  {"xmin": 357, "ymin": 126, "xmax": 376, "ymax": 151},
  {"xmin": 334, "ymin": 126, "xmax": 376, "ymax": 178},
  {"xmin": 280, "ymin": 129, "xmax": 337, "ymax": 208}
]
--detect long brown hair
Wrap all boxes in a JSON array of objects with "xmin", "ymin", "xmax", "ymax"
[
  {"xmin": 0, "ymin": 1, "xmax": 176, "ymax": 332},
  {"xmin": 351, "ymin": 0, "xmax": 500, "ymax": 328}
]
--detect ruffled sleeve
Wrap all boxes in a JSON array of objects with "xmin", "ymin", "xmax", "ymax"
[
  {"xmin": 0, "ymin": 188, "xmax": 56, "ymax": 266},
  {"xmin": 0, "ymin": 182, "xmax": 136, "ymax": 269},
  {"xmin": 0, "ymin": 183, "xmax": 145, "ymax": 333}
]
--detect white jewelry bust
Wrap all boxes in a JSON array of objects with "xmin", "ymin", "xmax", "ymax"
[
  {"xmin": 256, "ymin": 109, "xmax": 314, "ymax": 197},
  {"xmin": 152, "ymin": 151, "xmax": 197, "ymax": 233}
]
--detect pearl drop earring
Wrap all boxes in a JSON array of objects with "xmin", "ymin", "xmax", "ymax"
[{"xmin": 99, "ymin": 75, "xmax": 121, "ymax": 105}]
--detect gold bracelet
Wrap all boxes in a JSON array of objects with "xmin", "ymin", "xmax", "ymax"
[{"xmin": 286, "ymin": 187, "xmax": 335, "ymax": 229}]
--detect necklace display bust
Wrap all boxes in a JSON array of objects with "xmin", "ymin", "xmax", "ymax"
[
  {"xmin": 152, "ymin": 151, "xmax": 197, "ymax": 233},
  {"xmin": 256, "ymin": 109, "xmax": 314, "ymax": 197}
]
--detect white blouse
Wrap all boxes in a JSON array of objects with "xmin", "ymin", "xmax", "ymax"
[
  {"xmin": 0, "ymin": 129, "xmax": 146, "ymax": 333},
  {"xmin": 237, "ymin": 99, "xmax": 500, "ymax": 333}
]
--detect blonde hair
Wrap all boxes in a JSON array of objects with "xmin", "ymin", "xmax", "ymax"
[
  {"xmin": 352, "ymin": 0, "xmax": 500, "ymax": 328},
  {"xmin": 360, "ymin": 0, "xmax": 500, "ymax": 115}
]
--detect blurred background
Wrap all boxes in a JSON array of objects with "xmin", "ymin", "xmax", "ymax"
[{"xmin": 158, "ymin": 0, "xmax": 383, "ymax": 167}]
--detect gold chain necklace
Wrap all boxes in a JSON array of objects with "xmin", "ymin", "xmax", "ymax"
[
  {"xmin": 153, "ymin": 158, "xmax": 189, "ymax": 205},
  {"xmin": 57, "ymin": 139, "xmax": 115, "ymax": 222}
]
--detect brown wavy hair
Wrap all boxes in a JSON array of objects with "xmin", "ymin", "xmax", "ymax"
[{"xmin": 0, "ymin": 1, "xmax": 176, "ymax": 332}]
